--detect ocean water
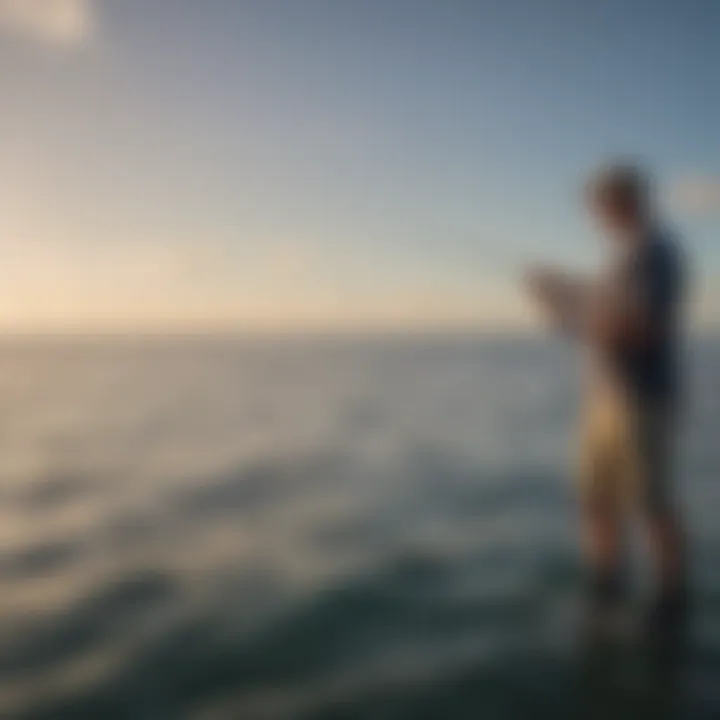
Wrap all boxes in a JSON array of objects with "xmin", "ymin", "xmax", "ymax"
[{"xmin": 0, "ymin": 334, "xmax": 718, "ymax": 719}]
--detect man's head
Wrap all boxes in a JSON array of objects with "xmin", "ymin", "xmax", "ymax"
[{"xmin": 586, "ymin": 162, "xmax": 654, "ymax": 244}]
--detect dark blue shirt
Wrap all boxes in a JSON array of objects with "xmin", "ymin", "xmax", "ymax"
[{"xmin": 611, "ymin": 229, "xmax": 685, "ymax": 405}]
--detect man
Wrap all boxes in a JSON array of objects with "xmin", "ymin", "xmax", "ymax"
[{"xmin": 526, "ymin": 162, "xmax": 688, "ymax": 634}]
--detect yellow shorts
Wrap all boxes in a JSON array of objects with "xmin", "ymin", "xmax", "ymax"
[{"xmin": 578, "ymin": 390, "xmax": 674, "ymax": 515}]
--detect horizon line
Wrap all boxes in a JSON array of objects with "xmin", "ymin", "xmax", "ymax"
[{"xmin": 0, "ymin": 324, "xmax": 717, "ymax": 340}]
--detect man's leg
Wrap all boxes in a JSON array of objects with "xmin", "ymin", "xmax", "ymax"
[
  {"xmin": 647, "ymin": 508, "xmax": 687, "ymax": 593},
  {"xmin": 643, "ymin": 505, "xmax": 689, "ymax": 641},
  {"xmin": 581, "ymin": 500, "xmax": 624, "ymax": 609},
  {"xmin": 578, "ymin": 393, "xmax": 627, "ymax": 613},
  {"xmin": 636, "ymin": 405, "xmax": 689, "ymax": 632}
]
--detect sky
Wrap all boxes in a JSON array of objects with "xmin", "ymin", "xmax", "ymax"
[{"xmin": 1, "ymin": 0, "xmax": 719, "ymax": 331}]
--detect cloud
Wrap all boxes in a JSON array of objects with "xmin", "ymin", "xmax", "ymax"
[
  {"xmin": 671, "ymin": 177, "xmax": 720, "ymax": 214},
  {"xmin": 0, "ymin": 0, "xmax": 93, "ymax": 45}
]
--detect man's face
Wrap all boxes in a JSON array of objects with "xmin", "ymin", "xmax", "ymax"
[{"xmin": 589, "ymin": 194, "xmax": 639, "ymax": 247}]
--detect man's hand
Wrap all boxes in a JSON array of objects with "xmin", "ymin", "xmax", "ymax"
[
  {"xmin": 524, "ymin": 266, "xmax": 571, "ymax": 315},
  {"xmin": 523, "ymin": 265, "xmax": 593, "ymax": 336}
]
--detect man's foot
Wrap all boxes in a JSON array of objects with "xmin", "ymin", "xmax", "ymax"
[
  {"xmin": 646, "ymin": 583, "xmax": 690, "ymax": 637},
  {"xmin": 582, "ymin": 568, "xmax": 630, "ymax": 640}
]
